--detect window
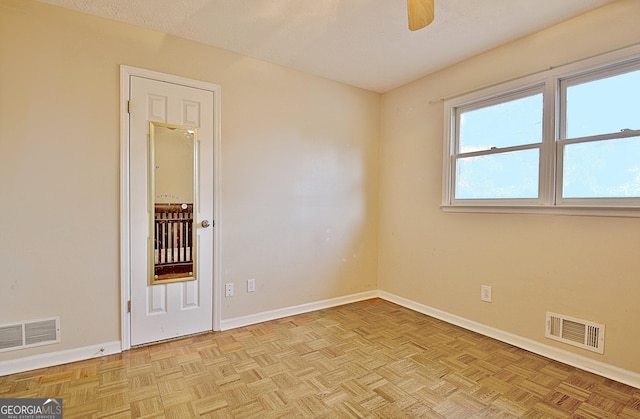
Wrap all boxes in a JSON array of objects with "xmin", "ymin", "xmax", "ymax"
[
  {"xmin": 443, "ymin": 46, "xmax": 640, "ymax": 214},
  {"xmin": 559, "ymin": 63, "xmax": 640, "ymax": 202},
  {"xmin": 454, "ymin": 88, "xmax": 543, "ymax": 201}
]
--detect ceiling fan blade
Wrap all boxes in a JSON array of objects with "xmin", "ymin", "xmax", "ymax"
[{"xmin": 407, "ymin": 0, "xmax": 434, "ymax": 31}]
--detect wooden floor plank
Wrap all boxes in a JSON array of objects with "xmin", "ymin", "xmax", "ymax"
[{"xmin": 1, "ymin": 299, "xmax": 637, "ymax": 417}]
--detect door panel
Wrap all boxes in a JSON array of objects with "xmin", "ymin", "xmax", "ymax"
[{"xmin": 129, "ymin": 76, "xmax": 214, "ymax": 346}]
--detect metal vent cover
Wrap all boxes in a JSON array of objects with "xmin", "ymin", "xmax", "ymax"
[
  {"xmin": 0, "ymin": 317, "xmax": 60, "ymax": 353},
  {"xmin": 546, "ymin": 312, "xmax": 604, "ymax": 354}
]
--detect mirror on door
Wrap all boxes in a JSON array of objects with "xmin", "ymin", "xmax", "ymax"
[{"xmin": 149, "ymin": 122, "xmax": 198, "ymax": 285}]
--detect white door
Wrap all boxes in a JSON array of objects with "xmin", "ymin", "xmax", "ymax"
[{"xmin": 128, "ymin": 76, "xmax": 214, "ymax": 346}]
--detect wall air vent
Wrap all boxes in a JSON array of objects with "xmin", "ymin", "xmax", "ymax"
[
  {"xmin": 545, "ymin": 312, "xmax": 604, "ymax": 354},
  {"xmin": 0, "ymin": 317, "xmax": 60, "ymax": 353}
]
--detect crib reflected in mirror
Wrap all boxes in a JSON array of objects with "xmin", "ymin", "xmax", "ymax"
[{"xmin": 148, "ymin": 122, "xmax": 198, "ymax": 285}]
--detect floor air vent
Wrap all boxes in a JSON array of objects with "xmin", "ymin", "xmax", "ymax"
[
  {"xmin": 545, "ymin": 312, "xmax": 604, "ymax": 354},
  {"xmin": 0, "ymin": 317, "xmax": 60, "ymax": 352}
]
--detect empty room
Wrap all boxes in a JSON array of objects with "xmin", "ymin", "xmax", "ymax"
[{"xmin": 1, "ymin": 0, "xmax": 639, "ymax": 417}]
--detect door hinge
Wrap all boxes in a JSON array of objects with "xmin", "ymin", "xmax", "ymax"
[
  {"xmin": 127, "ymin": 300, "xmax": 131, "ymax": 313},
  {"xmin": 127, "ymin": 100, "xmax": 131, "ymax": 114}
]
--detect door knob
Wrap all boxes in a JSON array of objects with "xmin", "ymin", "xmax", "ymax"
[{"xmin": 201, "ymin": 220, "xmax": 211, "ymax": 228}]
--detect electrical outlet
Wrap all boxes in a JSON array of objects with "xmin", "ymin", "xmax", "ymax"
[
  {"xmin": 225, "ymin": 283, "xmax": 234, "ymax": 297},
  {"xmin": 247, "ymin": 278, "xmax": 256, "ymax": 293},
  {"xmin": 481, "ymin": 285, "xmax": 492, "ymax": 302}
]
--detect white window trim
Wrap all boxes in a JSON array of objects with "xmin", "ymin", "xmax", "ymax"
[{"xmin": 442, "ymin": 44, "xmax": 640, "ymax": 217}]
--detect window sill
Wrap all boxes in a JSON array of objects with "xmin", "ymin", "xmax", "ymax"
[{"xmin": 440, "ymin": 204, "xmax": 640, "ymax": 218}]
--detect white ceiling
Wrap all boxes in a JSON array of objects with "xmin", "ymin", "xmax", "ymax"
[{"xmin": 38, "ymin": 0, "xmax": 617, "ymax": 92}]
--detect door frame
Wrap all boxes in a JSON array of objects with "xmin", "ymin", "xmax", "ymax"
[{"xmin": 119, "ymin": 65, "xmax": 222, "ymax": 350}]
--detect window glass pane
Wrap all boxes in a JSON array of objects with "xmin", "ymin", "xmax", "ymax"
[
  {"xmin": 455, "ymin": 149, "xmax": 539, "ymax": 199},
  {"xmin": 459, "ymin": 93, "xmax": 542, "ymax": 153},
  {"xmin": 566, "ymin": 68, "xmax": 640, "ymax": 138},
  {"xmin": 562, "ymin": 136, "xmax": 640, "ymax": 198}
]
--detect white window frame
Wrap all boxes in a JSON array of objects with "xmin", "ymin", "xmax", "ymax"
[{"xmin": 442, "ymin": 44, "xmax": 640, "ymax": 217}]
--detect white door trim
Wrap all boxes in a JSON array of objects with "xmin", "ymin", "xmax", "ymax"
[{"xmin": 119, "ymin": 65, "xmax": 222, "ymax": 350}]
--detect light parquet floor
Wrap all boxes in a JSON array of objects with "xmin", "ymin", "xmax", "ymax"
[{"xmin": 1, "ymin": 299, "xmax": 639, "ymax": 418}]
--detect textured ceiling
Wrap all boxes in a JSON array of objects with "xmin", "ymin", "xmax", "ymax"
[{"xmin": 37, "ymin": 0, "xmax": 617, "ymax": 92}]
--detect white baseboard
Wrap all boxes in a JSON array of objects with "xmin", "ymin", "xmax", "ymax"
[
  {"xmin": 220, "ymin": 290, "xmax": 379, "ymax": 331},
  {"xmin": 378, "ymin": 291, "xmax": 640, "ymax": 389},
  {"xmin": 0, "ymin": 341, "xmax": 121, "ymax": 376}
]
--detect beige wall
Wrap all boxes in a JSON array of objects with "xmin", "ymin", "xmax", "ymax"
[
  {"xmin": 379, "ymin": 0, "xmax": 640, "ymax": 373},
  {"xmin": 0, "ymin": 0, "xmax": 379, "ymax": 360}
]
